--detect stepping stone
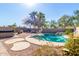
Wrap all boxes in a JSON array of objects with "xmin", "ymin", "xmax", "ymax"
[
  {"xmin": 4, "ymin": 38, "xmax": 25, "ymax": 44},
  {"xmin": 11, "ymin": 42, "xmax": 30, "ymax": 51}
]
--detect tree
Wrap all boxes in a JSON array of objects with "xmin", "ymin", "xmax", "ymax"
[
  {"xmin": 74, "ymin": 10, "xmax": 79, "ymax": 16},
  {"xmin": 58, "ymin": 15, "xmax": 70, "ymax": 28},
  {"xmin": 67, "ymin": 10, "xmax": 79, "ymax": 28},
  {"xmin": 43, "ymin": 21, "xmax": 50, "ymax": 29},
  {"xmin": 36, "ymin": 12, "xmax": 46, "ymax": 31},
  {"xmin": 50, "ymin": 20, "xmax": 57, "ymax": 29},
  {"xmin": 29, "ymin": 11, "xmax": 37, "ymax": 28},
  {"xmin": 23, "ymin": 17, "xmax": 33, "ymax": 29},
  {"xmin": 23, "ymin": 11, "xmax": 46, "ymax": 32},
  {"xmin": 64, "ymin": 38, "xmax": 79, "ymax": 56},
  {"xmin": 23, "ymin": 11, "xmax": 37, "ymax": 29},
  {"xmin": 74, "ymin": 10, "xmax": 79, "ymax": 26}
]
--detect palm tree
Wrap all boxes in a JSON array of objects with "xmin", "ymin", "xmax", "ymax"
[
  {"xmin": 58, "ymin": 15, "xmax": 70, "ymax": 28},
  {"xmin": 29, "ymin": 11, "xmax": 37, "ymax": 28},
  {"xmin": 23, "ymin": 11, "xmax": 46, "ymax": 32},
  {"xmin": 36, "ymin": 12, "xmax": 46, "ymax": 32},
  {"xmin": 50, "ymin": 20, "xmax": 57, "ymax": 29},
  {"xmin": 74, "ymin": 10, "xmax": 79, "ymax": 16},
  {"xmin": 23, "ymin": 17, "xmax": 33, "ymax": 29},
  {"xmin": 23, "ymin": 11, "xmax": 38, "ymax": 29},
  {"xmin": 74, "ymin": 10, "xmax": 79, "ymax": 26},
  {"xmin": 43, "ymin": 21, "xmax": 49, "ymax": 29},
  {"xmin": 68, "ymin": 10, "xmax": 79, "ymax": 28},
  {"xmin": 68, "ymin": 16, "xmax": 76, "ymax": 26}
]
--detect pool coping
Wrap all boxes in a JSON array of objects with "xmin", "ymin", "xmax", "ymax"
[{"xmin": 25, "ymin": 34, "xmax": 68, "ymax": 46}]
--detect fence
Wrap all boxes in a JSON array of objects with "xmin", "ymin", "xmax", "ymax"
[{"xmin": 0, "ymin": 27, "xmax": 14, "ymax": 38}]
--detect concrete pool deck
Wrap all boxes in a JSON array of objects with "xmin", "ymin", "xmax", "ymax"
[
  {"xmin": 0, "ymin": 33, "xmax": 68, "ymax": 56},
  {"xmin": 0, "ymin": 33, "xmax": 40, "ymax": 56},
  {"xmin": 11, "ymin": 42, "xmax": 31, "ymax": 51},
  {"xmin": 25, "ymin": 34, "xmax": 66, "ymax": 46}
]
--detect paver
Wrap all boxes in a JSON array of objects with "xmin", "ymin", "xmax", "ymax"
[
  {"xmin": 11, "ymin": 42, "xmax": 30, "ymax": 51},
  {"xmin": 0, "ymin": 42, "xmax": 10, "ymax": 56},
  {"xmin": 4, "ymin": 38, "xmax": 25, "ymax": 44}
]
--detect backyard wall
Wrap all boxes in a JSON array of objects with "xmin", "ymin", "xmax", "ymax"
[
  {"xmin": 0, "ymin": 27, "xmax": 14, "ymax": 38},
  {"xmin": 19, "ymin": 27, "xmax": 65, "ymax": 33},
  {"xmin": 0, "ymin": 32, "xmax": 14, "ymax": 38},
  {"xmin": 42, "ymin": 28, "xmax": 65, "ymax": 33},
  {"xmin": 17, "ymin": 27, "xmax": 74, "ymax": 33}
]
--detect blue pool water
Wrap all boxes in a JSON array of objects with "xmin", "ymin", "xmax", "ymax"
[{"xmin": 32, "ymin": 33, "xmax": 67, "ymax": 42}]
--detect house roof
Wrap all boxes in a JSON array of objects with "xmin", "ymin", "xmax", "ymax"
[{"xmin": 0, "ymin": 27, "xmax": 13, "ymax": 31}]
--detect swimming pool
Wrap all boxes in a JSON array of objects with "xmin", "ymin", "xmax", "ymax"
[{"xmin": 32, "ymin": 33, "xmax": 67, "ymax": 43}]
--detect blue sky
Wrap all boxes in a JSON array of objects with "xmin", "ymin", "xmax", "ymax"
[{"xmin": 0, "ymin": 3, "xmax": 79, "ymax": 26}]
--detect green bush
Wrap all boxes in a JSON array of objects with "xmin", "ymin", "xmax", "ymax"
[
  {"xmin": 63, "ymin": 38, "xmax": 79, "ymax": 56},
  {"xmin": 64, "ymin": 29, "xmax": 73, "ymax": 34}
]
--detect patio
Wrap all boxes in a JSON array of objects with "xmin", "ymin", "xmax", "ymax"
[
  {"xmin": 0, "ymin": 33, "xmax": 64, "ymax": 56},
  {"xmin": 0, "ymin": 33, "xmax": 40, "ymax": 56}
]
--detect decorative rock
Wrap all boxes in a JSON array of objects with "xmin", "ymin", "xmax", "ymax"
[
  {"xmin": 11, "ymin": 42, "xmax": 30, "ymax": 51},
  {"xmin": 4, "ymin": 38, "xmax": 25, "ymax": 44}
]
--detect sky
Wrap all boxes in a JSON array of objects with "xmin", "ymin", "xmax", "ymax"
[{"xmin": 0, "ymin": 3, "xmax": 79, "ymax": 26}]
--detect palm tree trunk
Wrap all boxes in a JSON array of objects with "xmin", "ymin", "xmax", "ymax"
[{"xmin": 38, "ymin": 27, "xmax": 42, "ymax": 33}]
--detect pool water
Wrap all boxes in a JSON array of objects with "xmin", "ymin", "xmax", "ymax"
[{"xmin": 32, "ymin": 33, "xmax": 67, "ymax": 42}]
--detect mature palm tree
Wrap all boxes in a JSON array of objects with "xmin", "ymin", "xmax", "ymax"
[
  {"xmin": 43, "ymin": 21, "xmax": 49, "ymax": 29},
  {"xmin": 68, "ymin": 10, "xmax": 79, "ymax": 28},
  {"xmin": 74, "ymin": 10, "xmax": 79, "ymax": 16},
  {"xmin": 58, "ymin": 15, "xmax": 70, "ymax": 28},
  {"xmin": 23, "ymin": 11, "xmax": 38, "ymax": 28},
  {"xmin": 50, "ymin": 20, "xmax": 57, "ymax": 29},
  {"xmin": 29, "ymin": 11, "xmax": 37, "ymax": 28},
  {"xmin": 23, "ymin": 11, "xmax": 46, "ymax": 32},
  {"xmin": 74, "ymin": 10, "xmax": 79, "ymax": 26},
  {"xmin": 36, "ymin": 12, "xmax": 46, "ymax": 32},
  {"xmin": 23, "ymin": 17, "xmax": 33, "ymax": 29},
  {"xmin": 68, "ymin": 16, "xmax": 76, "ymax": 26}
]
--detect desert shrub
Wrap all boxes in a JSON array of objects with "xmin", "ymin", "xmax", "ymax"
[
  {"xmin": 63, "ymin": 38, "xmax": 79, "ymax": 56},
  {"xmin": 64, "ymin": 29, "xmax": 73, "ymax": 35},
  {"xmin": 33, "ymin": 45, "xmax": 57, "ymax": 56},
  {"xmin": 33, "ymin": 45, "xmax": 64, "ymax": 56}
]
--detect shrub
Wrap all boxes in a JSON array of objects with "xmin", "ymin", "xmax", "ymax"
[
  {"xmin": 33, "ymin": 45, "xmax": 57, "ymax": 56},
  {"xmin": 64, "ymin": 29, "xmax": 73, "ymax": 35},
  {"xmin": 63, "ymin": 38, "xmax": 79, "ymax": 56}
]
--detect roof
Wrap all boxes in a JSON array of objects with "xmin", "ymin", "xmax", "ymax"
[{"xmin": 0, "ymin": 27, "xmax": 13, "ymax": 31}]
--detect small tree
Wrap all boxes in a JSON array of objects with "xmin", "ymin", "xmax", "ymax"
[{"xmin": 63, "ymin": 38, "xmax": 79, "ymax": 56}]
